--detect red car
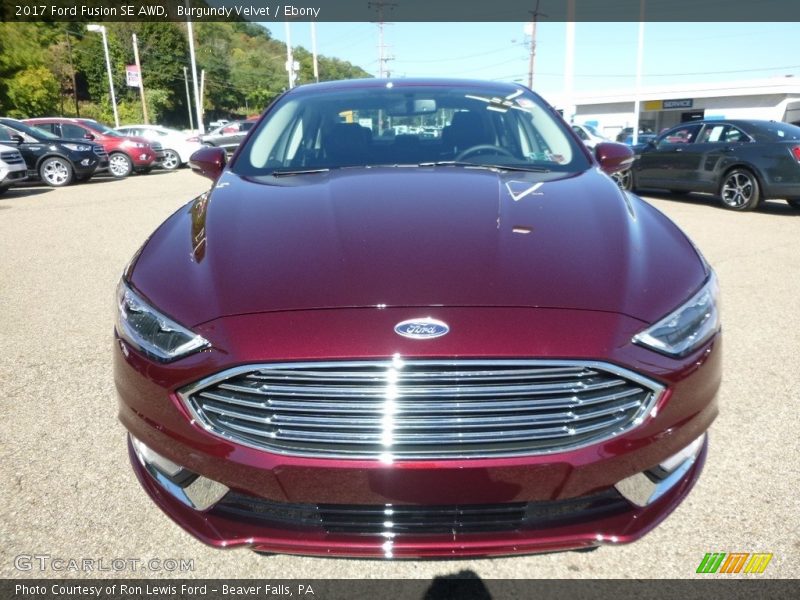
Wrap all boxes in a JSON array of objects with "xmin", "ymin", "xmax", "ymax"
[
  {"xmin": 115, "ymin": 79, "xmax": 720, "ymax": 559},
  {"xmin": 25, "ymin": 117, "xmax": 164, "ymax": 178}
]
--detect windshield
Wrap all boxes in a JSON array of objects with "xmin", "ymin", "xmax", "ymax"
[
  {"xmin": 752, "ymin": 121, "xmax": 800, "ymax": 142},
  {"xmin": 0, "ymin": 119, "xmax": 59, "ymax": 140},
  {"xmin": 233, "ymin": 83, "xmax": 590, "ymax": 177},
  {"xmin": 81, "ymin": 119, "xmax": 122, "ymax": 137}
]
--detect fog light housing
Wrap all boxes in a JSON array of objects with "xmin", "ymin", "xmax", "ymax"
[
  {"xmin": 615, "ymin": 434, "xmax": 706, "ymax": 507},
  {"xmin": 80, "ymin": 159, "xmax": 91, "ymax": 166},
  {"xmin": 130, "ymin": 434, "xmax": 228, "ymax": 511},
  {"xmin": 139, "ymin": 153, "xmax": 148, "ymax": 161}
]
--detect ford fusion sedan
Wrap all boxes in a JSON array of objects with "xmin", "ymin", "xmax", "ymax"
[
  {"xmin": 115, "ymin": 78, "xmax": 720, "ymax": 559},
  {"xmin": 618, "ymin": 119, "xmax": 800, "ymax": 211},
  {"xmin": 0, "ymin": 118, "xmax": 107, "ymax": 186}
]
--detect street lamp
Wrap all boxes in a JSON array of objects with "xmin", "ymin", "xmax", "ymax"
[{"xmin": 87, "ymin": 24, "xmax": 119, "ymax": 128}]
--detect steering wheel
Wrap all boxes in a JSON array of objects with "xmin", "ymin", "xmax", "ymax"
[{"xmin": 454, "ymin": 144, "xmax": 515, "ymax": 162}]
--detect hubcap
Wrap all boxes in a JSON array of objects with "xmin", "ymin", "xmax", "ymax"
[
  {"xmin": 43, "ymin": 160, "xmax": 68, "ymax": 185},
  {"xmin": 110, "ymin": 155, "xmax": 130, "ymax": 177},
  {"xmin": 163, "ymin": 151, "xmax": 179, "ymax": 169},
  {"xmin": 612, "ymin": 169, "xmax": 631, "ymax": 190},
  {"xmin": 721, "ymin": 173, "xmax": 754, "ymax": 207}
]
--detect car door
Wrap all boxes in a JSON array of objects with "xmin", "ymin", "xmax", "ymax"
[
  {"xmin": 679, "ymin": 123, "xmax": 744, "ymax": 193},
  {"xmin": 698, "ymin": 124, "xmax": 754, "ymax": 190},
  {"xmin": 635, "ymin": 123, "xmax": 703, "ymax": 189},
  {"xmin": 60, "ymin": 122, "xmax": 92, "ymax": 141}
]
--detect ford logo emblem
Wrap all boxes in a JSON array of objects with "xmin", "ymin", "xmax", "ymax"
[{"xmin": 394, "ymin": 318, "xmax": 450, "ymax": 340}]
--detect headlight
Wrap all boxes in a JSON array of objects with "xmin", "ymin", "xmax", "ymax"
[
  {"xmin": 129, "ymin": 142, "xmax": 147, "ymax": 148},
  {"xmin": 116, "ymin": 280, "xmax": 209, "ymax": 362},
  {"xmin": 62, "ymin": 143, "xmax": 91, "ymax": 152},
  {"xmin": 632, "ymin": 273, "xmax": 720, "ymax": 357}
]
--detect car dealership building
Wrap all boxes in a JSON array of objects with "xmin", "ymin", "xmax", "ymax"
[{"xmin": 567, "ymin": 77, "xmax": 800, "ymax": 139}]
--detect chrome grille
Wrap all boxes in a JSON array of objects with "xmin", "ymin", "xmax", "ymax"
[
  {"xmin": 150, "ymin": 142, "xmax": 163, "ymax": 151},
  {"xmin": 180, "ymin": 360, "xmax": 663, "ymax": 459},
  {"xmin": 1, "ymin": 151, "xmax": 24, "ymax": 164},
  {"xmin": 93, "ymin": 145, "xmax": 107, "ymax": 159}
]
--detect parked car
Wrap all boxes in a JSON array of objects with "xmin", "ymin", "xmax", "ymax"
[
  {"xmin": 200, "ymin": 118, "xmax": 257, "ymax": 154},
  {"xmin": 0, "ymin": 142, "xmax": 28, "ymax": 195},
  {"xmin": 572, "ymin": 123, "xmax": 609, "ymax": 149},
  {"xmin": 116, "ymin": 78, "xmax": 719, "ymax": 558},
  {"xmin": 0, "ymin": 117, "xmax": 107, "ymax": 187},
  {"xmin": 618, "ymin": 119, "xmax": 800, "ymax": 210},
  {"xmin": 209, "ymin": 119, "xmax": 230, "ymax": 129},
  {"xmin": 25, "ymin": 117, "xmax": 164, "ymax": 178},
  {"xmin": 615, "ymin": 126, "xmax": 654, "ymax": 143},
  {"xmin": 116, "ymin": 124, "xmax": 203, "ymax": 170}
]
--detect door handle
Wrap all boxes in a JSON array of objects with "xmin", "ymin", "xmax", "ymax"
[{"xmin": 722, "ymin": 147, "xmax": 735, "ymax": 153}]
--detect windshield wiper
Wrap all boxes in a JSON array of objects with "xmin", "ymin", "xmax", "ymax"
[
  {"xmin": 418, "ymin": 161, "xmax": 550, "ymax": 173},
  {"xmin": 270, "ymin": 168, "xmax": 331, "ymax": 177}
]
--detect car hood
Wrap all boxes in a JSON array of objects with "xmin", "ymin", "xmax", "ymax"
[{"xmin": 130, "ymin": 167, "xmax": 707, "ymax": 326}]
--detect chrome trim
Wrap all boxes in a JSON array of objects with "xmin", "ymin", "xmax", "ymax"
[
  {"xmin": 178, "ymin": 360, "xmax": 665, "ymax": 460},
  {"xmin": 614, "ymin": 434, "xmax": 706, "ymax": 507},
  {"xmin": 130, "ymin": 434, "xmax": 228, "ymax": 511}
]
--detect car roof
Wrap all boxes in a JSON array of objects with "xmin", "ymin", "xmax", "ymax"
[{"xmin": 287, "ymin": 77, "xmax": 527, "ymax": 96}]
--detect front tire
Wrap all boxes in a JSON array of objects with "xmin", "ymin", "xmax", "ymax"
[
  {"xmin": 39, "ymin": 157, "xmax": 73, "ymax": 187},
  {"xmin": 720, "ymin": 168, "xmax": 761, "ymax": 211},
  {"xmin": 109, "ymin": 152, "xmax": 133, "ymax": 178},
  {"xmin": 161, "ymin": 149, "xmax": 181, "ymax": 170}
]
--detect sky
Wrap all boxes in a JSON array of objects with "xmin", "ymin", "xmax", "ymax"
[{"xmin": 263, "ymin": 21, "xmax": 800, "ymax": 102}]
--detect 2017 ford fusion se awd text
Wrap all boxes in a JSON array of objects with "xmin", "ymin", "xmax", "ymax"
[{"xmin": 114, "ymin": 79, "xmax": 721, "ymax": 558}]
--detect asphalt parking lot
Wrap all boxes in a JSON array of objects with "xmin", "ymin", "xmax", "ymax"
[{"xmin": 1, "ymin": 170, "xmax": 798, "ymax": 579}]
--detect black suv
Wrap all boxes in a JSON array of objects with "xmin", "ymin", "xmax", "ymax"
[{"xmin": 0, "ymin": 117, "xmax": 109, "ymax": 187}]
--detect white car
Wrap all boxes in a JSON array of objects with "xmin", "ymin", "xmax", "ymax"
[
  {"xmin": 572, "ymin": 123, "xmax": 610, "ymax": 150},
  {"xmin": 0, "ymin": 143, "xmax": 27, "ymax": 196},
  {"xmin": 116, "ymin": 125, "xmax": 203, "ymax": 170}
]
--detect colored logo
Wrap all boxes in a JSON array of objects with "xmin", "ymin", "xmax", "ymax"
[
  {"xmin": 394, "ymin": 318, "xmax": 449, "ymax": 340},
  {"xmin": 696, "ymin": 552, "xmax": 773, "ymax": 574}
]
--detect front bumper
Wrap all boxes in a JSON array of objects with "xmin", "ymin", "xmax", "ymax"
[
  {"xmin": 128, "ymin": 434, "xmax": 708, "ymax": 558},
  {"xmin": 116, "ymin": 307, "xmax": 720, "ymax": 558},
  {"xmin": 0, "ymin": 167, "xmax": 27, "ymax": 186}
]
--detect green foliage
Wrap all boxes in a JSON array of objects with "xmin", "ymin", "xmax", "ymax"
[
  {"xmin": 4, "ymin": 66, "xmax": 60, "ymax": 118},
  {"xmin": 0, "ymin": 21, "xmax": 371, "ymax": 127}
]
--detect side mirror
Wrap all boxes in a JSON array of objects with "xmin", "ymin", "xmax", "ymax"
[
  {"xmin": 83, "ymin": 133, "xmax": 95, "ymax": 140},
  {"xmin": 10, "ymin": 134, "xmax": 24, "ymax": 145},
  {"xmin": 189, "ymin": 146, "xmax": 227, "ymax": 182},
  {"xmin": 594, "ymin": 141, "xmax": 634, "ymax": 175}
]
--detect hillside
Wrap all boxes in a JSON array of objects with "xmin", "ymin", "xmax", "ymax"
[{"xmin": 0, "ymin": 21, "xmax": 371, "ymax": 127}]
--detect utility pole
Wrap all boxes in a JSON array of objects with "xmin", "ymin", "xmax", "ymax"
[
  {"xmin": 632, "ymin": 0, "xmax": 646, "ymax": 146},
  {"xmin": 183, "ymin": 66, "xmax": 194, "ymax": 131},
  {"xmin": 65, "ymin": 32, "xmax": 80, "ymax": 116},
  {"xmin": 284, "ymin": 21, "xmax": 298, "ymax": 89},
  {"xmin": 525, "ymin": 0, "xmax": 545, "ymax": 89},
  {"xmin": 369, "ymin": 2, "xmax": 396, "ymax": 78},
  {"xmin": 132, "ymin": 33, "xmax": 149, "ymax": 124},
  {"xmin": 310, "ymin": 21, "xmax": 319, "ymax": 83},
  {"xmin": 87, "ymin": 24, "xmax": 119, "ymax": 128},
  {"xmin": 199, "ymin": 69, "xmax": 206, "ymax": 127},
  {"xmin": 563, "ymin": 0, "xmax": 576, "ymax": 123},
  {"xmin": 186, "ymin": 20, "xmax": 204, "ymax": 133}
]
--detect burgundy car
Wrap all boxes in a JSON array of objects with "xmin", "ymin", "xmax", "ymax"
[{"xmin": 115, "ymin": 79, "xmax": 720, "ymax": 558}]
